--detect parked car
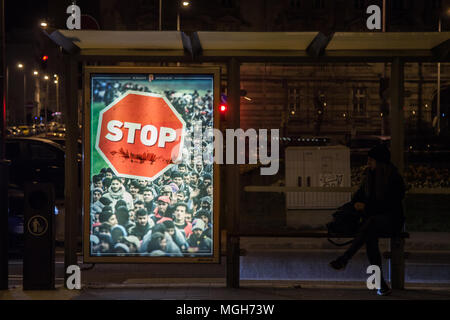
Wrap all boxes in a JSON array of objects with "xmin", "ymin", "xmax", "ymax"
[
  {"xmin": 5, "ymin": 137, "xmax": 81, "ymax": 199},
  {"xmin": 17, "ymin": 125, "xmax": 31, "ymax": 136}
]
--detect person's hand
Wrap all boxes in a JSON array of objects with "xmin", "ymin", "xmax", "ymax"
[{"xmin": 354, "ymin": 202, "xmax": 365, "ymax": 211}]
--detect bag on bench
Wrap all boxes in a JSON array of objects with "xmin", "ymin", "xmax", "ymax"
[{"xmin": 326, "ymin": 202, "xmax": 362, "ymax": 246}]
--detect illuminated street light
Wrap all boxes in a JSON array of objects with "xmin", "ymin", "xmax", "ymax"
[
  {"xmin": 54, "ymin": 80, "xmax": 58, "ymax": 84},
  {"xmin": 17, "ymin": 63, "xmax": 24, "ymax": 69},
  {"xmin": 44, "ymin": 75, "xmax": 49, "ymax": 80},
  {"xmin": 40, "ymin": 21, "xmax": 48, "ymax": 28},
  {"xmin": 182, "ymin": 1, "xmax": 190, "ymax": 6},
  {"xmin": 54, "ymin": 74, "xmax": 58, "ymax": 78},
  {"xmin": 33, "ymin": 71, "xmax": 39, "ymax": 76}
]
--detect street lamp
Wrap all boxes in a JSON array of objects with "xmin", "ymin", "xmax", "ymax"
[
  {"xmin": 40, "ymin": 21, "xmax": 48, "ymax": 28},
  {"xmin": 177, "ymin": 0, "xmax": 191, "ymax": 31},
  {"xmin": 17, "ymin": 63, "xmax": 27, "ymax": 124},
  {"xmin": 33, "ymin": 71, "xmax": 38, "ymax": 76},
  {"xmin": 43, "ymin": 75, "xmax": 49, "ymax": 128}
]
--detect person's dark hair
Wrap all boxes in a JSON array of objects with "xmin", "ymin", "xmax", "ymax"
[
  {"xmin": 146, "ymin": 232, "xmax": 165, "ymax": 253},
  {"xmin": 162, "ymin": 220, "xmax": 175, "ymax": 230},
  {"xmin": 115, "ymin": 206, "xmax": 129, "ymax": 225},
  {"xmin": 105, "ymin": 168, "xmax": 114, "ymax": 174},
  {"xmin": 152, "ymin": 223, "xmax": 166, "ymax": 234},
  {"xmin": 195, "ymin": 209, "xmax": 211, "ymax": 221},
  {"xmin": 102, "ymin": 178, "xmax": 112, "ymax": 188},
  {"xmin": 135, "ymin": 208, "xmax": 148, "ymax": 217},
  {"xmin": 368, "ymin": 144, "xmax": 391, "ymax": 164},
  {"xmin": 93, "ymin": 175, "xmax": 102, "ymax": 183},
  {"xmin": 135, "ymin": 200, "xmax": 145, "ymax": 206},
  {"xmin": 171, "ymin": 171, "xmax": 182, "ymax": 179},
  {"xmin": 202, "ymin": 173, "xmax": 212, "ymax": 181},
  {"xmin": 130, "ymin": 180, "xmax": 141, "ymax": 189},
  {"xmin": 111, "ymin": 177, "xmax": 121, "ymax": 184},
  {"xmin": 115, "ymin": 199, "xmax": 127, "ymax": 210},
  {"xmin": 99, "ymin": 196, "xmax": 112, "ymax": 206},
  {"xmin": 174, "ymin": 202, "xmax": 188, "ymax": 211},
  {"xmin": 190, "ymin": 172, "xmax": 199, "ymax": 178},
  {"xmin": 99, "ymin": 210, "xmax": 114, "ymax": 223},
  {"xmin": 143, "ymin": 187, "xmax": 156, "ymax": 197}
]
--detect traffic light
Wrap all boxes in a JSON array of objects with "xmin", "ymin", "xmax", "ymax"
[
  {"xmin": 219, "ymin": 103, "xmax": 228, "ymax": 122},
  {"xmin": 219, "ymin": 93, "xmax": 228, "ymax": 122},
  {"xmin": 40, "ymin": 55, "xmax": 49, "ymax": 70}
]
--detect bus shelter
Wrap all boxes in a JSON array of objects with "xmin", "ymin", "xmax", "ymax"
[{"xmin": 46, "ymin": 29, "xmax": 450, "ymax": 288}]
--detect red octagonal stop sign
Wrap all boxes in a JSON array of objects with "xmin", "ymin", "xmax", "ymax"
[{"xmin": 96, "ymin": 92, "xmax": 186, "ymax": 181}]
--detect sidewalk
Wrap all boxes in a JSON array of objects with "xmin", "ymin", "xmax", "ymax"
[{"xmin": 2, "ymin": 280, "xmax": 450, "ymax": 300}]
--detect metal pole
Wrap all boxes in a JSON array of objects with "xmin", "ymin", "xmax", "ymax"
[
  {"xmin": 390, "ymin": 57, "xmax": 405, "ymax": 175},
  {"xmin": 45, "ymin": 80, "xmax": 49, "ymax": 128},
  {"xmin": 437, "ymin": 17, "xmax": 441, "ymax": 136},
  {"xmin": 23, "ymin": 73, "xmax": 26, "ymax": 125},
  {"xmin": 177, "ymin": 11, "xmax": 180, "ymax": 31},
  {"xmin": 35, "ymin": 75, "xmax": 40, "ymax": 123},
  {"xmin": 63, "ymin": 56, "xmax": 79, "ymax": 286},
  {"xmin": 226, "ymin": 58, "xmax": 240, "ymax": 289},
  {"xmin": 0, "ymin": 0, "xmax": 4, "ymax": 156},
  {"xmin": 159, "ymin": 0, "xmax": 162, "ymax": 31},
  {"xmin": 382, "ymin": 0, "xmax": 386, "ymax": 32},
  {"xmin": 5, "ymin": 65, "xmax": 7, "ymax": 125},
  {"xmin": 0, "ymin": 0, "xmax": 10, "ymax": 291},
  {"xmin": 56, "ymin": 78, "xmax": 59, "ymax": 115}
]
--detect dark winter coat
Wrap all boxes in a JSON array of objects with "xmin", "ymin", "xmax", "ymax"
[
  {"xmin": 351, "ymin": 163, "xmax": 405, "ymax": 229},
  {"xmin": 129, "ymin": 222, "xmax": 151, "ymax": 240}
]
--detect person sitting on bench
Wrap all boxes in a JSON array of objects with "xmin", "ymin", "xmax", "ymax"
[{"xmin": 329, "ymin": 144, "xmax": 406, "ymax": 296}]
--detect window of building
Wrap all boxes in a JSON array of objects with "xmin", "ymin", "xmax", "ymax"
[
  {"xmin": 353, "ymin": 87, "xmax": 366, "ymax": 114},
  {"xmin": 288, "ymin": 87, "xmax": 301, "ymax": 115}
]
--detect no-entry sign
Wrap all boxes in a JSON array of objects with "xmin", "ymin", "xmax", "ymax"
[{"xmin": 96, "ymin": 91, "xmax": 186, "ymax": 180}]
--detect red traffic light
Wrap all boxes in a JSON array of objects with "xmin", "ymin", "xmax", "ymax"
[
  {"xmin": 219, "ymin": 104, "xmax": 228, "ymax": 113},
  {"xmin": 42, "ymin": 55, "xmax": 49, "ymax": 61}
]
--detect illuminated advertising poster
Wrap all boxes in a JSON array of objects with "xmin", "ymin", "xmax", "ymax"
[{"xmin": 84, "ymin": 67, "xmax": 220, "ymax": 263}]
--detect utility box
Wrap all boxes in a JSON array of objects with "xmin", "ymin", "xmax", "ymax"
[{"xmin": 286, "ymin": 146, "xmax": 351, "ymax": 209}]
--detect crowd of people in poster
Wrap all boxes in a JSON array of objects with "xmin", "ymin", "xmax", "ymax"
[{"xmin": 89, "ymin": 77, "xmax": 214, "ymax": 257}]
